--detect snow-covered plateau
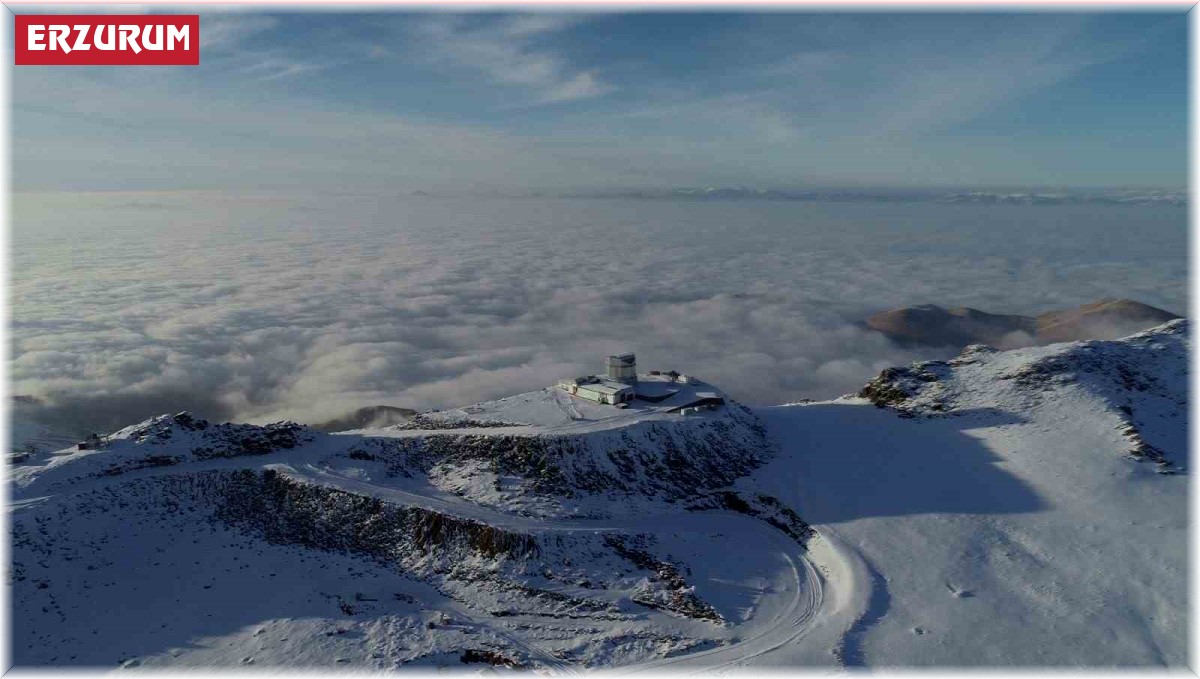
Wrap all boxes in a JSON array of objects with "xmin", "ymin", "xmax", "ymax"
[{"xmin": 7, "ymin": 321, "xmax": 1188, "ymax": 670}]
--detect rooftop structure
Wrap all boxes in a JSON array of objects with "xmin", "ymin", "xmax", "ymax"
[{"xmin": 606, "ymin": 353, "xmax": 637, "ymax": 382}]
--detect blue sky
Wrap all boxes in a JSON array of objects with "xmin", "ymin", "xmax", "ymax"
[{"xmin": 10, "ymin": 10, "xmax": 1188, "ymax": 191}]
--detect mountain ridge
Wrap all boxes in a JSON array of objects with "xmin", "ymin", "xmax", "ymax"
[{"xmin": 8, "ymin": 321, "xmax": 1187, "ymax": 669}]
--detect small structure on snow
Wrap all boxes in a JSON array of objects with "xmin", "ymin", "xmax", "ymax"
[{"xmin": 76, "ymin": 433, "xmax": 102, "ymax": 451}]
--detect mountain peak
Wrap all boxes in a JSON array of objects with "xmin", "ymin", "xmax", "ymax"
[
  {"xmin": 860, "ymin": 319, "xmax": 1186, "ymax": 472},
  {"xmin": 866, "ymin": 298, "xmax": 1180, "ymax": 349}
]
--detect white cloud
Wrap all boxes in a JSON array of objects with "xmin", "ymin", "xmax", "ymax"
[
  {"xmin": 10, "ymin": 12, "xmax": 1182, "ymax": 190},
  {"xmin": 9, "ymin": 191, "xmax": 1187, "ymax": 435},
  {"xmin": 201, "ymin": 15, "xmax": 278, "ymax": 52},
  {"xmin": 410, "ymin": 15, "xmax": 614, "ymax": 106},
  {"xmin": 12, "ymin": 65, "xmax": 579, "ymax": 191},
  {"xmin": 851, "ymin": 20, "xmax": 1108, "ymax": 139},
  {"xmin": 199, "ymin": 15, "xmax": 336, "ymax": 81}
]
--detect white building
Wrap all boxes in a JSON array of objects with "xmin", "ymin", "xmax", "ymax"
[
  {"xmin": 557, "ymin": 375, "xmax": 634, "ymax": 405},
  {"xmin": 576, "ymin": 380, "xmax": 634, "ymax": 405}
]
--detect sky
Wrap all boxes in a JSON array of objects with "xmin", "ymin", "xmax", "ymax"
[{"xmin": 9, "ymin": 10, "xmax": 1189, "ymax": 191}]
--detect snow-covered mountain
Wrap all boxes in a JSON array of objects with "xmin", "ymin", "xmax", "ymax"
[
  {"xmin": 8, "ymin": 321, "xmax": 1188, "ymax": 669},
  {"xmin": 755, "ymin": 319, "xmax": 1187, "ymax": 666}
]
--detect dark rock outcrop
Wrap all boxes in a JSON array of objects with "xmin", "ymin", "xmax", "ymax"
[
  {"xmin": 117, "ymin": 412, "xmax": 314, "ymax": 460},
  {"xmin": 337, "ymin": 404, "xmax": 772, "ymax": 502},
  {"xmin": 686, "ymin": 491, "xmax": 815, "ymax": 546},
  {"xmin": 604, "ymin": 535, "xmax": 722, "ymax": 623},
  {"xmin": 215, "ymin": 469, "xmax": 541, "ymax": 562}
]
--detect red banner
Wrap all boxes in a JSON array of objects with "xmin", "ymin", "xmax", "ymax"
[{"xmin": 15, "ymin": 15, "xmax": 199, "ymax": 66}]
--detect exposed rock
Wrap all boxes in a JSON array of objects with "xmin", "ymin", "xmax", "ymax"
[
  {"xmin": 215, "ymin": 469, "xmax": 541, "ymax": 562},
  {"xmin": 686, "ymin": 491, "xmax": 814, "ymax": 546},
  {"xmin": 604, "ymin": 535, "xmax": 723, "ymax": 623},
  {"xmin": 391, "ymin": 414, "xmax": 526, "ymax": 430},
  {"xmin": 111, "ymin": 412, "xmax": 314, "ymax": 461},
  {"xmin": 460, "ymin": 649, "xmax": 525, "ymax": 668},
  {"xmin": 334, "ymin": 404, "xmax": 772, "ymax": 503}
]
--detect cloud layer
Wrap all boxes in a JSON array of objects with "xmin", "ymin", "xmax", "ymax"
[{"xmin": 10, "ymin": 191, "xmax": 1188, "ymax": 435}]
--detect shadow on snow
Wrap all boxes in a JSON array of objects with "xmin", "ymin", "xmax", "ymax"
[{"xmin": 756, "ymin": 403, "xmax": 1046, "ymax": 525}]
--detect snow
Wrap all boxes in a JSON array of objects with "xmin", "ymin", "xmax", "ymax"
[
  {"xmin": 747, "ymin": 320, "xmax": 1188, "ymax": 666},
  {"xmin": 8, "ymin": 418, "xmax": 79, "ymax": 458},
  {"xmin": 408, "ymin": 376, "xmax": 722, "ymax": 433},
  {"xmin": 7, "ymin": 322, "xmax": 1188, "ymax": 669}
]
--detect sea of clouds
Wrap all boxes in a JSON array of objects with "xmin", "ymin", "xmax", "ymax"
[{"xmin": 10, "ymin": 191, "xmax": 1188, "ymax": 435}]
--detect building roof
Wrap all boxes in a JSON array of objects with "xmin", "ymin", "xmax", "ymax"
[{"xmin": 577, "ymin": 381, "xmax": 633, "ymax": 396}]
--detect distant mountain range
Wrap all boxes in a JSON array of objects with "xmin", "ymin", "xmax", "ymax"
[
  {"xmin": 549, "ymin": 187, "xmax": 1186, "ymax": 206},
  {"xmin": 865, "ymin": 298, "xmax": 1180, "ymax": 349}
]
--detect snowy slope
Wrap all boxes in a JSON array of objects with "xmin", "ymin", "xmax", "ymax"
[
  {"xmin": 8, "ymin": 419, "xmax": 80, "ymax": 458},
  {"xmin": 747, "ymin": 319, "xmax": 1188, "ymax": 666},
  {"xmin": 7, "ymin": 322, "xmax": 1189, "ymax": 669},
  {"xmin": 9, "ymin": 388, "xmax": 813, "ymax": 671}
]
